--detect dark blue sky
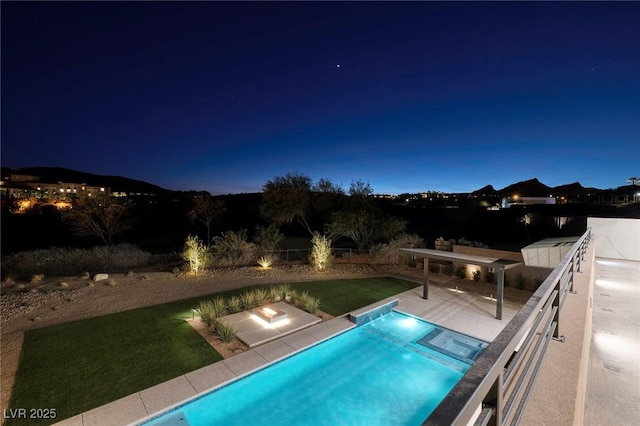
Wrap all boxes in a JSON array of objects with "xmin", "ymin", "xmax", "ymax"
[{"xmin": 2, "ymin": 2, "xmax": 639, "ymax": 194}]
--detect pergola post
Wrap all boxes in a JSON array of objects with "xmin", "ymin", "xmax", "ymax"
[
  {"xmin": 423, "ymin": 258, "xmax": 429, "ymax": 299},
  {"xmin": 496, "ymin": 268, "xmax": 504, "ymax": 320}
]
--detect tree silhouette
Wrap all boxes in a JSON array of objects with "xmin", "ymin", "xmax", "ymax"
[
  {"xmin": 63, "ymin": 197, "xmax": 133, "ymax": 245},
  {"xmin": 188, "ymin": 195, "xmax": 226, "ymax": 245},
  {"xmin": 260, "ymin": 172, "xmax": 314, "ymax": 235}
]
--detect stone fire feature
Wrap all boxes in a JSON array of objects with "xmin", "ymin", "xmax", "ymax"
[{"xmin": 253, "ymin": 304, "xmax": 288, "ymax": 324}]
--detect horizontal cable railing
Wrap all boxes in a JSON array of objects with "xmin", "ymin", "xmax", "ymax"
[{"xmin": 424, "ymin": 228, "xmax": 591, "ymax": 426}]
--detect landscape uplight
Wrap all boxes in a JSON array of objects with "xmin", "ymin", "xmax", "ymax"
[{"xmin": 191, "ymin": 308, "xmax": 196, "ymax": 321}]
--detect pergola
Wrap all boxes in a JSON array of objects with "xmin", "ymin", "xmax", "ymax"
[{"xmin": 399, "ymin": 248, "xmax": 523, "ymax": 320}]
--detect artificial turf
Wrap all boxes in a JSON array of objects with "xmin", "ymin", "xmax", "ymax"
[{"xmin": 8, "ymin": 276, "xmax": 418, "ymax": 424}]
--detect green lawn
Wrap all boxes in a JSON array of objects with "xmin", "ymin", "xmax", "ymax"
[{"xmin": 8, "ymin": 277, "xmax": 418, "ymax": 424}]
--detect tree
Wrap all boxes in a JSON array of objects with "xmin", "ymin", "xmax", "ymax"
[
  {"xmin": 349, "ymin": 179, "xmax": 373, "ymax": 197},
  {"xmin": 63, "ymin": 197, "xmax": 133, "ymax": 245},
  {"xmin": 188, "ymin": 194, "xmax": 226, "ymax": 245},
  {"xmin": 313, "ymin": 178, "xmax": 345, "ymax": 195},
  {"xmin": 326, "ymin": 210, "xmax": 407, "ymax": 251},
  {"xmin": 260, "ymin": 172, "xmax": 314, "ymax": 235},
  {"xmin": 254, "ymin": 224, "xmax": 284, "ymax": 253}
]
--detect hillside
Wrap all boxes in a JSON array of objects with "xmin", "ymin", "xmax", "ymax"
[{"xmin": 2, "ymin": 166, "xmax": 173, "ymax": 195}]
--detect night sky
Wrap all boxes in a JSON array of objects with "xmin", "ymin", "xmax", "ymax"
[{"xmin": 2, "ymin": 2, "xmax": 639, "ymax": 195}]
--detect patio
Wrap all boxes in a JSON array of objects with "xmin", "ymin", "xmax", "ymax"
[{"xmin": 54, "ymin": 280, "xmax": 526, "ymax": 426}]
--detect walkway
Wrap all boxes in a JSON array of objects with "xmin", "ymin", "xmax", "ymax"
[{"xmin": 585, "ymin": 258, "xmax": 640, "ymax": 425}]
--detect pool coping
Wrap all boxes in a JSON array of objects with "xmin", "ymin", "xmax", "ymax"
[
  {"xmin": 53, "ymin": 286, "xmax": 525, "ymax": 426},
  {"xmin": 54, "ymin": 298, "xmax": 401, "ymax": 426}
]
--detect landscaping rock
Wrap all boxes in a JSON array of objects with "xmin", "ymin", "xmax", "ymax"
[{"xmin": 93, "ymin": 273, "xmax": 109, "ymax": 282}]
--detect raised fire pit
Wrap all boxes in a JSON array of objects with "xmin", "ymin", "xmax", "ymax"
[{"xmin": 253, "ymin": 304, "xmax": 288, "ymax": 324}]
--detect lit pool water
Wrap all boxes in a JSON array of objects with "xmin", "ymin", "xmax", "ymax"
[{"xmin": 144, "ymin": 311, "xmax": 472, "ymax": 426}]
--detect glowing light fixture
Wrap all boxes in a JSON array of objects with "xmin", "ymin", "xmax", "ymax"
[
  {"xmin": 254, "ymin": 304, "xmax": 288, "ymax": 324},
  {"xmin": 399, "ymin": 317, "xmax": 418, "ymax": 328}
]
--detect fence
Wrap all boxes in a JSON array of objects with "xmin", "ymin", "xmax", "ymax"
[
  {"xmin": 424, "ymin": 228, "xmax": 591, "ymax": 425},
  {"xmin": 265, "ymin": 248, "xmax": 363, "ymax": 262}
]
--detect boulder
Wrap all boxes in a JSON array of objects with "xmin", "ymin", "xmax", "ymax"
[{"xmin": 93, "ymin": 273, "xmax": 109, "ymax": 282}]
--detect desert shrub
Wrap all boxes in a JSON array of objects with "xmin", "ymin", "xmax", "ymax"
[
  {"xmin": 442, "ymin": 263, "xmax": 454, "ymax": 276},
  {"xmin": 212, "ymin": 229, "xmax": 256, "ymax": 267},
  {"xmin": 472, "ymin": 269, "xmax": 481, "ymax": 282},
  {"xmin": 1, "ymin": 244, "xmax": 154, "ymax": 279},
  {"xmin": 455, "ymin": 266, "xmax": 467, "ymax": 279},
  {"xmin": 369, "ymin": 233, "xmax": 425, "ymax": 265},
  {"xmin": 272, "ymin": 283, "xmax": 292, "ymax": 302},
  {"xmin": 286, "ymin": 289, "xmax": 298, "ymax": 303},
  {"xmin": 309, "ymin": 233, "xmax": 333, "ymax": 272},
  {"xmin": 140, "ymin": 274, "xmax": 150, "ymax": 281},
  {"xmin": 515, "ymin": 273, "xmax": 528, "ymax": 290},
  {"xmin": 240, "ymin": 291, "xmax": 258, "ymax": 310},
  {"xmin": 485, "ymin": 271, "xmax": 496, "ymax": 284},
  {"xmin": 212, "ymin": 319, "xmax": 236, "ymax": 343},
  {"xmin": 429, "ymin": 263, "xmax": 441, "ymax": 273},
  {"xmin": 257, "ymin": 253, "xmax": 278, "ymax": 269},
  {"xmin": 182, "ymin": 235, "xmax": 209, "ymax": 275},
  {"xmin": 211, "ymin": 297, "xmax": 227, "ymax": 317},
  {"xmin": 252, "ymin": 288, "xmax": 271, "ymax": 306},
  {"xmin": 126, "ymin": 271, "xmax": 135, "ymax": 277},
  {"xmin": 297, "ymin": 291, "xmax": 321, "ymax": 314},
  {"xmin": 227, "ymin": 296, "xmax": 243, "ymax": 313},
  {"xmin": 198, "ymin": 299, "xmax": 225, "ymax": 327},
  {"xmin": 254, "ymin": 224, "xmax": 283, "ymax": 254},
  {"xmin": 172, "ymin": 267, "xmax": 182, "ymax": 276}
]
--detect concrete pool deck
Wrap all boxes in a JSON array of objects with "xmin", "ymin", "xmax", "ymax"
[{"xmin": 54, "ymin": 281, "xmax": 526, "ymax": 426}]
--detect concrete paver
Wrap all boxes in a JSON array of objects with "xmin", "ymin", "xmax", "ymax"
[
  {"xmin": 55, "ymin": 278, "xmax": 526, "ymax": 425},
  {"xmin": 139, "ymin": 376, "xmax": 197, "ymax": 415},
  {"xmin": 184, "ymin": 363, "xmax": 236, "ymax": 394},
  {"xmin": 81, "ymin": 393, "xmax": 148, "ymax": 426},
  {"xmin": 221, "ymin": 349, "xmax": 269, "ymax": 377}
]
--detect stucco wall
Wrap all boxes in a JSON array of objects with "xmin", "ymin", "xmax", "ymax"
[
  {"xmin": 587, "ymin": 217, "xmax": 640, "ymax": 261},
  {"xmin": 449, "ymin": 245, "xmax": 552, "ymax": 291}
]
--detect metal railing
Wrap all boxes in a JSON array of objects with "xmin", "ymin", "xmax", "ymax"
[{"xmin": 424, "ymin": 228, "xmax": 591, "ymax": 426}]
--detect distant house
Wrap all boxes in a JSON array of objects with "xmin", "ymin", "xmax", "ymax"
[
  {"xmin": 501, "ymin": 196, "xmax": 556, "ymax": 208},
  {"xmin": 0, "ymin": 173, "xmax": 111, "ymax": 201}
]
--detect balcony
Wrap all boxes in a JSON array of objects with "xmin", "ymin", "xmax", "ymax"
[{"xmin": 423, "ymin": 217, "xmax": 639, "ymax": 425}]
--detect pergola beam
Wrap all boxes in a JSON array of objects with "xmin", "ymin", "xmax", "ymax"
[{"xmin": 400, "ymin": 248, "xmax": 522, "ymax": 320}]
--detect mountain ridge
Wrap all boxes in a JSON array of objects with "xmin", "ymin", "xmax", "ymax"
[{"xmin": 2, "ymin": 167, "xmax": 635, "ymax": 196}]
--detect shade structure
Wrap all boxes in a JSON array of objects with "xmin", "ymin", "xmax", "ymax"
[{"xmin": 399, "ymin": 248, "xmax": 523, "ymax": 320}]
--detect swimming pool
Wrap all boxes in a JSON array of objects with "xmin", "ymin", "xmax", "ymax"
[{"xmin": 143, "ymin": 311, "xmax": 485, "ymax": 426}]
